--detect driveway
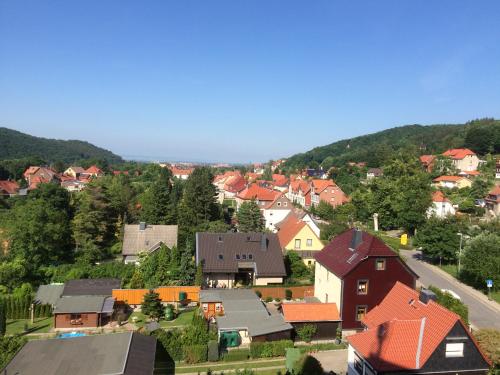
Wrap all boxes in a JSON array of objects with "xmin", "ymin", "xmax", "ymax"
[
  {"xmin": 311, "ymin": 349, "xmax": 348, "ymax": 374},
  {"xmin": 400, "ymin": 249, "xmax": 500, "ymax": 330}
]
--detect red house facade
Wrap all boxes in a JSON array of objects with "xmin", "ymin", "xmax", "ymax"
[{"xmin": 314, "ymin": 229, "xmax": 418, "ymax": 332}]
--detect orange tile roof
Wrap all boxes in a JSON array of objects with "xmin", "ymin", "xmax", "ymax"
[
  {"xmin": 433, "ymin": 175, "xmax": 465, "ymax": 182},
  {"xmin": 237, "ymin": 183, "xmax": 280, "ymax": 201},
  {"xmin": 348, "ymin": 282, "xmax": 490, "ymax": 371},
  {"xmin": 431, "ymin": 191, "xmax": 449, "ymax": 203},
  {"xmin": 290, "ymin": 180, "xmax": 310, "ymax": 194},
  {"xmin": 311, "ymin": 179, "xmax": 335, "ymax": 194},
  {"xmin": 272, "ymin": 174, "xmax": 288, "ymax": 186},
  {"xmin": 0, "ymin": 180, "xmax": 20, "ymax": 195},
  {"xmin": 282, "ymin": 303, "xmax": 340, "ymax": 322},
  {"xmin": 419, "ymin": 155, "xmax": 435, "ymax": 165},
  {"xmin": 488, "ymin": 185, "xmax": 500, "ymax": 196},
  {"xmin": 85, "ymin": 165, "xmax": 103, "ymax": 175},
  {"xmin": 277, "ymin": 214, "xmax": 306, "ymax": 247},
  {"xmin": 170, "ymin": 166, "xmax": 194, "ymax": 176},
  {"xmin": 442, "ymin": 148, "xmax": 476, "ymax": 160},
  {"xmin": 224, "ymin": 174, "xmax": 246, "ymax": 193}
]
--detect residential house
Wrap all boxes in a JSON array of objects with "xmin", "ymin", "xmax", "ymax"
[
  {"xmin": 122, "ymin": 222, "xmax": 178, "ymax": 264},
  {"xmin": 53, "ymin": 278, "xmax": 120, "ymax": 329},
  {"xmin": 245, "ymin": 172, "xmax": 263, "ymax": 182},
  {"xmin": 2, "ymin": 332, "xmax": 157, "ymax": 375},
  {"xmin": 63, "ymin": 166, "xmax": 87, "ymax": 178},
  {"xmin": 85, "ymin": 165, "xmax": 104, "ymax": 177},
  {"xmin": 419, "ymin": 155, "xmax": 436, "ymax": 172},
  {"xmin": 310, "ymin": 179, "xmax": 349, "ymax": 208},
  {"xmin": 458, "ymin": 170, "xmax": 481, "ymax": 179},
  {"xmin": 347, "ymin": 282, "xmax": 491, "ymax": 375},
  {"xmin": 235, "ymin": 183, "xmax": 281, "ymax": 210},
  {"xmin": 485, "ymin": 185, "xmax": 500, "ymax": 217},
  {"xmin": 169, "ymin": 165, "xmax": 194, "ymax": 179},
  {"xmin": 433, "ymin": 175, "xmax": 472, "ymax": 189},
  {"xmin": 272, "ymin": 174, "xmax": 289, "ymax": 192},
  {"xmin": 61, "ymin": 179, "xmax": 86, "ymax": 192},
  {"xmin": 287, "ymin": 179, "xmax": 311, "ymax": 207},
  {"xmin": 314, "ymin": 229, "xmax": 418, "ymax": 332},
  {"xmin": 443, "ymin": 148, "xmax": 480, "ymax": 172},
  {"xmin": 262, "ymin": 193, "xmax": 293, "ymax": 232},
  {"xmin": 271, "ymin": 159, "xmax": 286, "ymax": 171},
  {"xmin": 282, "ymin": 302, "xmax": 341, "ymax": 340},
  {"xmin": 366, "ymin": 168, "xmax": 383, "ymax": 179},
  {"xmin": 427, "ymin": 191, "xmax": 456, "ymax": 218},
  {"xmin": 200, "ymin": 289, "xmax": 293, "ymax": 345},
  {"xmin": 0, "ymin": 180, "xmax": 20, "ymax": 196},
  {"xmin": 23, "ymin": 166, "xmax": 59, "ymax": 189},
  {"xmin": 196, "ymin": 232, "xmax": 286, "ymax": 288},
  {"xmin": 277, "ymin": 214, "xmax": 323, "ymax": 266},
  {"xmin": 214, "ymin": 171, "xmax": 246, "ymax": 204}
]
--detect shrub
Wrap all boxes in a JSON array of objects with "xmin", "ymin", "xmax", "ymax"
[
  {"xmin": 207, "ymin": 340, "xmax": 219, "ymax": 362},
  {"xmin": 255, "ymin": 290, "xmax": 262, "ymax": 298},
  {"xmin": 183, "ymin": 344, "xmax": 208, "ymax": 364},
  {"xmin": 275, "ymin": 297, "xmax": 281, "ymax": 303},
  {"xmin": 250, "ymin": 340, "xmax": 293, "ymax": 358},
  {"xmin": 285, "ymin": 289, "xmax": 292, "ymax": 300},
  {"xmin": 222, "ymin": 348, "xmax": 250, "ymax": 362},
  {"xmin": 428, "ymin": 286, "xmax": 469, "ymax": 324},
  {"xmin": 152, "ymin": 329, "xmax": 184, "ymax": 361},
  {"xmin": 265, "ymin": 296, "xmax": 273, "ymax": 303},
  {"xmin": 297, "ymin": 324, "xmax": 317, "ymax": 343}
]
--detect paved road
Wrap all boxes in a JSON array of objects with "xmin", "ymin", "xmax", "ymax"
[
  {"xmin": 401, "ymin": 249, "xmax": 500, "ymax": 330},
  {"xmin": 312, "ymin": 349, "xmax": 348, "ymax": 374}
]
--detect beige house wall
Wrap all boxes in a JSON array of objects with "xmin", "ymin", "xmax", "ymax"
[
  {"xmin": 255, "ymin": 277, "xmax": 283, "ymax": 286},
  {"xmin": 454, "ymin": 155, "xmax": 480, "ymax": 172},
  {"xmin": 314, "ymin": 262, "xmax": 342, "ymax": 305}
]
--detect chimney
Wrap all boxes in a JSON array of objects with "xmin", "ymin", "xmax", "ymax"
[
  {"xmin": 349, "ymin": 228, "xmax": 363, "ymax": 251},
  {"xmin": 260, "ymin": 234, "xmax": 267, "ymax": 251},
  {"xmin": 419, "ymin": 289, "xmax": 437, "ymax": 304},
  {"xmin": 139, "ymin": 222, "xmax": 146, "ymax": 231}
]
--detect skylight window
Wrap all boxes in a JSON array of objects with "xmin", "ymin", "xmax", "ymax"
[{"xmin": 347, "ymin": 253, "xmax": 358, "ymax": 264}]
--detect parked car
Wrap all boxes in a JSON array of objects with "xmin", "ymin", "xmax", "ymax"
[{"xmin": 441, "ymin": 289, "xmax": 461, "ymax": 301}]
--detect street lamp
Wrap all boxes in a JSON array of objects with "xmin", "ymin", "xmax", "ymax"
[{"xmin": 456, "ymin": 232, "xmax": 470, "ymax": 273}]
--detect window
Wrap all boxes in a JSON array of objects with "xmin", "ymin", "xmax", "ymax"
[
  {"xmin": 248, "ymin": 254, "xmax": 253, "ymax": 260},
  {"xmin": 306, "ymin": 239, "xmax": 313, "ymax": 247},
  {"xmin": 215, "ymin": 303, "xmax": 222, "ymax": 312},
  {"xmin": 277, "ymin": 202, "xmax": 281, "ymax": 207},
  {"xmin": 307, "ymin": 260, "xmax": 312, "ymax": 266},
  {"xmin": 294, "ymin": 239, "xmax": 301, "ymax": 249},
  {"xmin": 375, "ymin": 259, "xmax": 386, "ymax": 271},
  {"xmin": 356, "ymin": 306, "xmax": 368, "ymax": 321},
  {"xmin": 202, "ymin": 304, "xmax": 208, "ymax": 312},
  {"xmin": 353, "ymin": 352, "xmax": 364, "ymax": 374},
  {"xmin": 284, "ymin": 202, "xmax": 287, "ymax": 207},
  {"xmin": 70, "ymin": 314, "xmax": 81, "ymax": 320},
  {"xmin": 445, "ymin": 343, "xmax": 464, "ymax": 358},
  {"xmin": 357, "ymin": 280, "xmax": 369, "ymax": 295},
  {"xmin": 218, "ymin": 254, "xmax": 223, "ymax": 260},
  {"xmin": 242, "ymin": 254, "xmax": 247, "ymax": 260},
  {"xmin": 236, "ymin": 254, "xmax": 240, "ymax": 260},
  {"xmin": 218, "ymin": 236, "xmax": 223, "ymax": 242}
]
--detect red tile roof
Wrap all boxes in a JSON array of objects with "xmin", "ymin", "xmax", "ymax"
[
  {"xmin": 311, "ymin": 179, "xmax": 335, "ymax": 194},
  {"xmin": 348, "ymin": 282, "xmax": 490, "ymax": 371},
  {"xmin": 419, "ymin": 155, "xmax": 435, "ymax": 165},
  {"xmin": 85, "ymin": 165, "xmax": 103, "ymax": 175},
  {"xmin": 237, "ymin": 183, "xmax": 280, "ymax": 201},
  {"xmin": 170, "ymin": 166, "xmax": 194, "ymax": 176},
  {"xmin": 282, "ymin": 303, "xmax": 340, "ymax": 322},
  {"xmin": 431, "ymin": 191, "xmax": 450, "ymax": 203},
  {"xmin": 290, "ymin": 180, "xmax": 310, "ymax": 194},
  {"xmin": 314, "ymin": 229, "xmax": 397, "ymax": 278},
  {"xmin": 0, "ymin": 180, "xmax": 20, "ymax": 195},
  {"xmin": 277, "ymin": 215, "xmax": 306, "ymax": 247},
  {"xmin": 433, "ymin": 175, "xmax": 465, "ymax": 182},
  {"xmin": 272, "ymin": 174, "xmax": 289, "ymax": 187},
  {"xmin": 442, "ymin": 148, "xmax": 476, "ymax": 160},
  {"xmin": 488, "ymin": 185, "xmax": 500, "ymax": 196},
  {"xmin": 224, "ymin": 174, "xmax": 246, "ymax": 193},
  {"xmin": 245, "ymin": 172, "xmax": 263, "ymax": 181}
]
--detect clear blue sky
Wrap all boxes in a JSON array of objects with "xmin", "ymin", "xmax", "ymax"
[{"xmin": 1, "ymin": 1, "xmax": 500, "ymax": 163}]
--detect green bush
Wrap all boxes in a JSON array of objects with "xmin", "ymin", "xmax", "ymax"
[
  {"xmin": 183, "ymin": 344, "xmax": 208, "ymax": 364},
  {"xmin": 152, "ymin": 329, "xmax": 184, "ymax": 361},
  {"xmin": 255, "ymin": 290, "xmax": 262, "ymax": 298},
  {"xmin": 265, "ymin": 296, "xmax": 273, "ymax": 303},
  {"xmin": 285, "ymin": 289, "xmax": 292, "ymax": 300},
  {"xmin": 297, "ymin": 324, "xmax": 317, "ymax": 343},
  {"xmin": 296, "ymin": 342, "xmax": 346, "ymax": 353},
  {"xmin": 222, "ymin": 348, "xmax": 250, "ymax": 362},
  {"xmin": 428, "ymin": 286, "xmax": 469, "ymax": 324},
  {"xmin": 207, "ymin": 340, "xmax": 219, "ymax": 362},
  {"xmin": 250, "ymin": 340, "xmax": 293, "ymax": 358}
]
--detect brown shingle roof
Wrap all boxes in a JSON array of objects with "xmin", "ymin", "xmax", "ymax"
[{"xmin": 122, "ymin": 224, "xmax": 178, "ymax": 256}]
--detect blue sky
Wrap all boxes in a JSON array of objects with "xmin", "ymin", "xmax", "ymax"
[{"xmin": 1, "ymin": 1, "xmax": 500, "ymax": 163}]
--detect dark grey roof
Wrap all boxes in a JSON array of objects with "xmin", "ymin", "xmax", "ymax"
[
  {"xmin": 200, "ymin": 289, "xmax": 293, "ymax": 337},
  {"xmin": 196, "ymin": 232, "xmax": 286, "ymax": 277},
  {"xmin": 35, "ymin": 284, "xmax": 64, "ymax": 305},
  {"xmin": 2, "ymin": 332, "xmax": 156, "ymax": 375},
  {"xmin": 54, "ymin": 296, "xmax": 114, "ymax": 314},
  {"xmin": 122, "ymin": 223, "xmax": 178, "ymax": 256},
  {"xmin": 62, "ymin": 278, "xmax": 121, "ymax": 296}
]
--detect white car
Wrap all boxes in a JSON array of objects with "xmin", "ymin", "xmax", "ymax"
[{"xmin": 441, "ymin": 289, "xmax": 461, "ymax": 301}]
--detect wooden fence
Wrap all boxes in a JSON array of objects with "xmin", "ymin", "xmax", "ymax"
[
  {"xmin": 251, "ymin": 285, "xmax": 314, "ymax": 300},
  {"xmin": 112, "ymin": 286, "xmax": 200, "ymax": 305}
]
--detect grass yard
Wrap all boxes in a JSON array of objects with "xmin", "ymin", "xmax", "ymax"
[
  {"xmin": 6, "ymin": 317, "xmax": 53, "ymax": 335},
  {"xmin": 131, "ymin": 308, "xmax": 195, "ymax": 329},
  {"xmin": 174, "ymin": 358, "xmax": 286, "ymax": 374}
]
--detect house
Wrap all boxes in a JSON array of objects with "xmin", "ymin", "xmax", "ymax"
[
  {"xmin": 366, "ymin": 168, "xmax": 383, "ymax": 179},
  {"xmin": 433, "ymin": 175, "xmax": 472, "ymax": 189},
  {"xmin": 169, "ymin": 165, "xmax": 194, "ymax": 179},
  {"xmin": 122, "ymin": 222, "xmax": 178, "ymax": 264},
  {"xmin": 287, "ymin": 180, "xmax": 311, "ymax": 207},
  {"xmin": 485, "ymin": 185, "xmax": 500, "ymax": 217},
  {"xmin": 272, "ymin": 174, "xmax": 289, "ymax": 191},
  {"xmin": 2, "ymin": 332, "xmax": 157, "ymax": 375},
  {"xmin": 214, "ymin": 171, "xmax": 246, "ymax": 204},
  {"xmin": 0, "ymin": 180, "xmax": 20, "ymax": 196},
  {"xmin": 23, "ymin": 166, "xmax": 59, "ymax": 189},
  {"xmin": 200, "ymin": 289, "xmax": 293, "ymax": 345},
  {"xmin": 427, "ymin": 191, "xmax": 456, "ymax": 218},
  {"xmin": 61, "ymin": 179, "xmax": 86, "ymax": 192},
  {"xmin": 53, "ymin": 278, "xmax": 120, "ymax": 329},
  {"xmin": 63, "ymin": 166, "xmax": 86, "ymax": 178},
  {"xmin": 301, "ymin": 168, "xmax": 328, "ymax": 179},
  {"xmin": 245, "ymin": 172, "xmax": 263, "ymax": 182},
  {"xmin": 196, "ymin": 232, "xmax": 286, "ymax": 288},
  {"xmin": 85, "ymin": 165, "xmax": 104, "ymax": 177},
  {"xmin": 347, "ymin": 282, "xmax": 491, "ymax": 375},
  {"xmin": 314, "ymin": 229, "xmax": 418, "ymax": 332},
  {"xmin": 262, "ymin": 193, "xmax": 293, "ymax": 232},
  {"xmin": 310, "ymin": 179, "xmax": 349, "ymax": 208},
  {"xmin": 443, "ymin": 148, "xmax": 480, "ymax": 172},
  {"xmin": 34, "ymin": 284, "xmax": 65, "ymax": 308},
  {"xmin": 282, "ymin": 302, "xmax": 341, "ymax": 340},
  {"xmin": 419, "ymin": 155, "xmax": 436, "ymax": 172},
  {"xmin": 277, "ymin": 213, "xmax": 323, "ymax": 266},
  {"xmin": 458, "ymin": 170, "xmax": 481, "ymax": 179},
  {"xmin": 235, "ymin": 183, "xmax": 281, "ymax": 210}
]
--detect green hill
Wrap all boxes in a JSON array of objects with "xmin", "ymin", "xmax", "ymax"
[
  {"xmin": 0, "ymin": 127, "xmax": 123, "ymax": 164},
  {"xmin": 282, "ymin": 118, "xmax": 500, "ymax": 170}
]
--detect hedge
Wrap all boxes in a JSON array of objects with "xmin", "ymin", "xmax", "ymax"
[
  {"xmin": 183, "ymin": 344, "xmax": 208, "ymax": 364},
  {"xmin": 250, "ymin": 340, "xmax": 294, "ymax": 358},
  {"xmin": 0, "ymin": 296, "xmax": 51, "ymax": 320},
  {"xmin": 222, "ymin": 348, "xmax": 250, "ymax": 362},
  {"xmin": 151, "ymin": 329, "xmax": 184, "ymax": 361}
]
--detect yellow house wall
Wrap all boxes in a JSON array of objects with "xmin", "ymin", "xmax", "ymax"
[
  {"xmin": 457, "ymin": 178, "xmax": 472, "ymax": 189},
  {"xmin": 314, "ymin": 262, "xmax": 342, "ymax": 305},
  {"xmin": 284, "ymin": 225, "xmax": 323, "ymax": 254}
]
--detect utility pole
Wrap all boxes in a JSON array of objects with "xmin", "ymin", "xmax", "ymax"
[{"xmin": 456, "ymin": 232, "xmax": 470, "ymax": 274}]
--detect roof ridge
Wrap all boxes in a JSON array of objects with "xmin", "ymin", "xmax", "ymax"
[{"xmin": 415, "ymin": 317, "xmax": 426, "ymax": 368}]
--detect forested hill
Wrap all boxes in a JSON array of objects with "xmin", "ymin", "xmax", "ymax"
[
  {"xmin": 0, "ymin": 127, "xmax": 123, "ymax": 164},
  {"xmin": 282, "ymin": 118, "xmax": 500, "ymax": 170}
]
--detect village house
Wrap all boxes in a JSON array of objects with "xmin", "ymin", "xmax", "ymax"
[
  {"xmin": 427, "ymin": 190, "xmax": 456, "ymax": 218},
  {"xmin": 213, "ymin": 171, "xmax": 246, "ymax": 204},
  {"xmin": 287, "ymin": 179, "xmax": 311, "ymax": 207},
  {"xmin": 3, "ymin": 332, "xmax": 157, "ymax": 375},
  {"xmin": 168, "ymin": 165, "xmax": 194, "ymax": 179},
  {"xmin": 85, "ymin": 165, "xmax": 104, "ymax": 177},
  {"xmin": 122, "ymin": 222, "xmax": 178, "ymax": 264},
  {"xmin": 277, "ymin": 213, "xmax": 323, "ymax": 266},
  {"xmin": 60, "ymin": 178, "xmax": 87, "ymax": 192},
  {"xmin": 63, "ymin": 166, "xmax": 87, "ymax": 178},
  {"xmin": 282, "ymin": 302, "xmax": 341, "ymax": 341},
  {"xmin": 442, "ymin": 148, "xmax": 480, "ymax": 172},
  {"xmin": 235, "ymin": 183, "xmax": 281, "ymax": 210},
  {"xmin": 310, "ymin": 179, "xmax": 349, "ymax": 208},
  {"xmin": 433, "ymin": 175, "xmax": 472, "ymax": 189},
  {"xmin": 347, "ymin": 282, "xmax": 491, "ymax": 375},
  {"xmin": 314, "ymin": 229, "xmax": 418, "ymax": 333},
  {"xmin": 485, "ymin": 185, "xmax": 500, "ymax": 217},
  {"xmin": 200, "ymin": 289, "xmax": 293, "ymax": 346},
  {"xmin": 366, "ymin": 168, "xmax": 383, "ymax": 179},
  {"xmin": 245, "ymin": 171, "xmax": 263, "ymax": 182},
  {"xmin": 419, "ymin": 155, "xmax": 436, "ymax": 172},
  {"xmin": 272, "ymin": 174, "xmax": 289, "ymax": 191},
  {"xmin": 0, "ymin": 180, "xmax": 21, "ymax": 196},
  {"xmin": 262, "ymin": 193, "xmax": 293, "ymax": 232},
  {"xmin": 196, "ymin": 232, "xmax": 286, "ymax": 288},
  {"xmin": 23, "ymin": 166, "xmax": 59, "ymax": 190}
]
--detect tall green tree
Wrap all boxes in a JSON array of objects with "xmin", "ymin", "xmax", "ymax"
[
  {"xmin": 237, "ymin": 200, "xmax": 264, "ymax": 232},
  {"xmin": 141, "ymin": 290, "xmax": 164, "ymax": 322},
  {"xmin": 140, "ymin": 167, "xmax": 176, "ymax": 224},
  {"xmin": 461, "ymin": 232, "xmax": 500, "ymax": 290}
]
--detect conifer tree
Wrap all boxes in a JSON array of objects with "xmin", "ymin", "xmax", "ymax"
[
  {"xmin": 141, "ymin": 290, "xmax": 164, "ymax": 322},
  {"xmin": 237, "ymin": 200, "xmax": 264, "ymax": 232}
]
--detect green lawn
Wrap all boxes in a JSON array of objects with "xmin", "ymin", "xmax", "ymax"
[
  {"xmin": 174, "ymin": 359, "xmax": 286, "ymax": 374},
  {"xmin": 131, "ymin": 309, "xmax": 195, "ymax": 329},
  {"xmin": 6, "ymin": 317, "xmax": 53, "ymax": 335}
]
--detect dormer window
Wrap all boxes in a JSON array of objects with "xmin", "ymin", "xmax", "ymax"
[
  {"xmin": 242, "ymin": 254, "xmax": 247, "ymax": 260},
  {"xmin": 218, "ymin": 254, "xmax": 223, "ymax": 260},
  {"xmin": 248, "ymin": 254, "xmax": 253, "ymax": 260}
]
